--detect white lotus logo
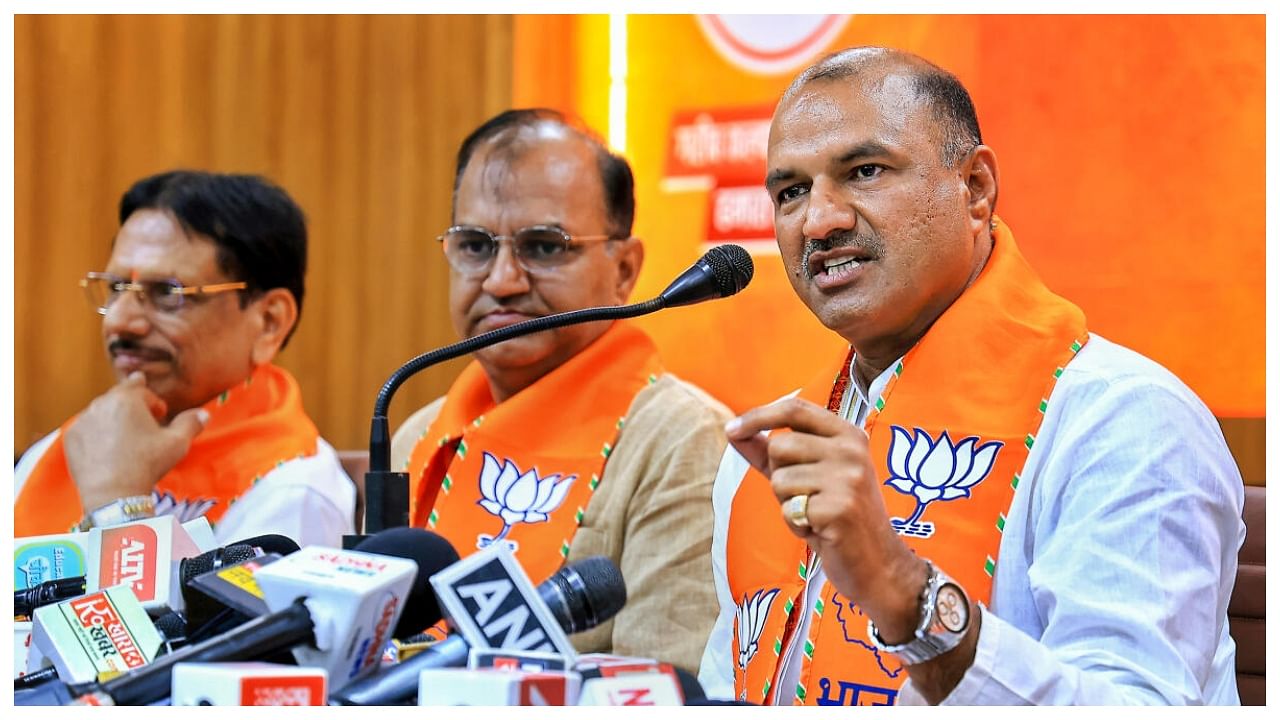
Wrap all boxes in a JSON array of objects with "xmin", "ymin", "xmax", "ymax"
[
  {"xmin": 475, "ymin": 452, "xmax": 575, "ymax": 549},
  {"xmin": 736, "ymin": 588, "xmax": 779, "ymax": 671},
  {"xmin": 884, "ymin": 426, "xmax": 1002, "ymax": 538},
  {"xmin": 153, "ymin": 490, "xmax": 217, "ymax": 523}
]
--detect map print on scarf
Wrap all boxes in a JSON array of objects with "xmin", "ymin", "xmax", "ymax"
[
  {"xmin": 475, "ymin": 451, "xmax": 576, "ymax": 552},
  {"xmin": 883, "ymin": 426, "xmax": 1002, "ymax": 538},
  {"xmin": 830, "ymin": 593, "xmax": 902, "ymax": 679}
]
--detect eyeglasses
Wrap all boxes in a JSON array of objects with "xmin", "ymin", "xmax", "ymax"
[
  {"xmin": 437, "ymin": 225, "xmax": 623, "ymax": 277},
  {"xmin": 79, "ymin": 272, "xmax": 247, "ymax": 315}
]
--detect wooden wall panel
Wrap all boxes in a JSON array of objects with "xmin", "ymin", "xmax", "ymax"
[{"xmin": 14, "ymin": 15, "xmax": 513, "ymax": 453}]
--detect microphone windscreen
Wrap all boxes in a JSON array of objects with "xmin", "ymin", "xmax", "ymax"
[
  {"xmin": 703, "ymin": 244, "xmax": 754, "ymax": 298},
  {"xmin": 152, "ymin": 609, "xmax": 188, "ymax": 646},
  {"xmin": 178, "ymin": 544, "xmax": 260, "ymax": 631},
  {"xmin": 179, "ymin": 544, "xmax": 259, "ymax": 586},
  {"xmin": 353, "ymin": 527, "xmax": 461, "ymax": 637},
  {"xmin": 555, "ymin": 556, "xmax": 627, "ymax": 631},
  {"xmin": 232, "ymin": 533, "xmax": 302, "ymax": 557}
]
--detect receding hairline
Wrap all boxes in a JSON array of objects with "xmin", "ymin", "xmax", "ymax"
[
  {"xmin": 780, "ymin": 47, "xmax": 940, "ymax": 108},
  {"xmin": 776, "ymin": 46, "xmax": 983, "ymax": 169},
  {"xmin": 466, "ymin": 120, "xmax": 598, "ymax": 174},
  {"xmin": 453, "ymin": 108, "xmax": 637, "ymax": 239}
]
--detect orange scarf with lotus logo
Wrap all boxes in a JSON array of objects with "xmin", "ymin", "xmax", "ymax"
[
  {"xmin": 725, "ymin": 221, "xmax": 1089, "ymax": 705},
  {"xmin": 15, "ymin": 363, "xmax": 320, "ymax": 537},
  {"xmin": 405, "ymin": 321, "xmax": 663, "ymax": 591}
]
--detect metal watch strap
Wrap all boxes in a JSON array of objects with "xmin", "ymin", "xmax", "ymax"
[
  {"xmin": 866, "ymin": 559, "xmax": 970, "ymax": 666},
  {"xmin": 77, "ymin": 494, "xmax": 156, "ymax": 531}
]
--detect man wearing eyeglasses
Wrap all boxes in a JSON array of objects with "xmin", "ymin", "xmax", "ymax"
[
  {"xmin": 15, "ymin": 170, "xmax": 355, "ymax": 547},
  {"xmin": 389, "ymin": 109, "xmax": 731, "ymax": 672}
]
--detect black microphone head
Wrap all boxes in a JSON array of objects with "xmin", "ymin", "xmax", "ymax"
[
  {"xmin": 352, "ymin": 527, "xmax": 461, "ymax": 637},
  {"xmin": 179, "ymin": 544, "xmax": 260, "ymax": 630},
  {"xmin": 659, "ymin": 244, "xmax": 754, "ymax": 308},
  {"xmin": 231, "ymin": 533, "xmax": 302, "ymax": 557},
  {"xmin": 703, "ymin": 244, "xmax": 754, "ymax": 298},
  {"xmin": 547, "ymin": 555, "xmax": 627, "ymax": 634},
  {"xmin": 179, "ymin": 544, "xmax": 259, "ymax": 586},
  {"xmin": 152, "ymin": 609, "xmax": 188, "ymax": 644}
]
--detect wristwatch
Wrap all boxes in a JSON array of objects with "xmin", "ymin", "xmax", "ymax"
[
  {"xmin": 867, "ymin": 559, "xmax": 971, "ymax": 665},
  {"xmin": 75, "ymin": 495, "xmax": 156, "ymax": 532}
]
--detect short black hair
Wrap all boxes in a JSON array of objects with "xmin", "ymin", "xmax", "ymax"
[
  {"xmin": 452, "ymin": 108, "xmax": 636, "ymax": 239},
  {"xmin": 788, "ymin": 47, "xmax": 983, "ymax": 167},
  {"xmin": 907, "ymin": 69, "xmax": 983, "ymax": 167},
  {"xmin": 119, "ymin": 170, "xmax": 308, "ymax": 346}
]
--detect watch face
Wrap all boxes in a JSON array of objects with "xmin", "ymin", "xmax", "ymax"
[{"xmin": 935, "ymin": 584, "xmax": 969, "ymax": 633}]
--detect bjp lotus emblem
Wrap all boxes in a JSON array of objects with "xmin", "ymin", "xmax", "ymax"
[
  {"xmin": 883, "ymin": 426, "xmax": 1002, "ymax": 538},
  {"xmin": 475, "ymin": 452, "xmax": 575, "ymax": 550},
  {"xmin": 736, "ymin": 587, "xmax": 779, "ymax": 689}
]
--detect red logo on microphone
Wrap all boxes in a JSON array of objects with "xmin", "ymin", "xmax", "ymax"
[
  {"xmin": 359, "ymin": 595, "xmax": 399, "ymax": 672},
  {"xmin": 240, "ymin": 676, "xmax": 326, "ymax": 705},
  {"xmin": 519, "ymin": 674, "xmax": 570, "ymax": 706},
  {"xmin": 97, "ymin": 524, "xmax": 158, "ymax": 600},
  {"xmin": 69, "ymin": 592, "xmax": 147, "ymax": 668},
  {"xmin": 610, "ymin": 687, "xmax": 656, "ymax": 705}
]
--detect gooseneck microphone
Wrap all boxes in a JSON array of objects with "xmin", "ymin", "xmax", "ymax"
[{"xmin": 360, "ymin": 244, "xmax": 754, "ymax": 535}]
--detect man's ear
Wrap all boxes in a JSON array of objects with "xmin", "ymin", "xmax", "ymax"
[
  {"xmin": 612, "ymin": 237, "xmax": 645, "ymax": 304},
  {"xmin": 963, "ymin": 145, "xmax": 1000, "ymax": 234},
  {"xmin": 249, "ymin": 288, "xmax": 299, "ymax": 366}
]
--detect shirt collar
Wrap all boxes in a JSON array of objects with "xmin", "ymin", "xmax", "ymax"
[{"xmin": 840, "ymin": 354, "xmax": 901, "ymax": 426}]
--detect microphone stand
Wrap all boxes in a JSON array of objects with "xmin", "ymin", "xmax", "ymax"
[
  {"xmin": 346, "ymin": 245, "xmax": 752, "ymax": 547},
  {"xmin": 354, "ymin": 299, "xmax": 662, "ymax": 544}
]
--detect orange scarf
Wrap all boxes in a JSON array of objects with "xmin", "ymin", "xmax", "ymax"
[
  {"xmin": 405, "ymin": 321, "xmax": 663, "ymax": 589},
  {"xmin": 15, "ymin": 363, "xmax": 319, "ymax": 537},
  {"xmin": 726, "ymin": 221, "xmax": 1088, "ymax": 705}
]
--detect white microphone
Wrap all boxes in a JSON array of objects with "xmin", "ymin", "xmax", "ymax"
[
  {"xmin": 75, "ymin": 543, "xmax": 418, "ymax": 706},
  {"xmin": 418, "ymin": 668, "xmax": 583, "ymax": 705},
  {"xmin": 330, "ymin": 553, "xmax": 626, "ymax": 706},
  {"xmin": 14, "ymin": 621, "xmax": 34, "ymax": 678},
  {"xmin": 14, "ymin": 532, "xmax": 91, "ymax": 595},
  {"xmin": 468, "ymin": 647, "xmax": 570, "ymax": 672},
  {"xmin": 86, "ymin": 515, "xmax": 205, "ymax": 617},
  {"xmin": 577, "ymin": 673, "xmax": 684, "ymax": 706},
  {"xmin": 26, "ymin": 585, "xmax": 165, "ymax": 685},
  {"xmin": 248, "ymin": 545, "xmax": 418, "ymax": 686},
  {"xmin": 171, "ymin": 662, "xmax": 328, "ymax": 706},
  {"xmin": 430, "ymin": 542, "xmax": 578, "ymax": 657}
]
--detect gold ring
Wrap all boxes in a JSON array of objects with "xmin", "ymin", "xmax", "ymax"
[{"xmin": 783, "ymin": 494, "xmax": 811, "ymax": 528}]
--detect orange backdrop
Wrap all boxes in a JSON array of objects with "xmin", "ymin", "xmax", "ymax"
[{"xmin": 514, "ymin": 14, "xmax": 1265, "ymax": 419}]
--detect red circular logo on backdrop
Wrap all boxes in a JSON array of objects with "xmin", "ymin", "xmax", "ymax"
[{"xmin": 696, "ymin": 15, "xmax": 853, "ymax": 76}]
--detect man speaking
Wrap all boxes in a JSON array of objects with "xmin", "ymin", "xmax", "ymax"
[
  {"xmin": 15, "ymin": 171, "xmax": 354, "ymax": 547},
  {"xmin": 699, "ymin": 47, "xmax": 1243, "ymax": 705},
  {"xmin": 391, "ymin": 109, "xmax": 730, "ymax": 672}
]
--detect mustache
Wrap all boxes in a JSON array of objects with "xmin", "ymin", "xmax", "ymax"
[
  {"xmin": 801, "ymin": 228, "xmax": 885, "ymax": 279},
  {"xmin": 108, "ymin": 337, "xmax": 171, "ymax": 360}
]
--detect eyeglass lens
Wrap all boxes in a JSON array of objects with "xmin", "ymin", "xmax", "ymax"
[
  {"xmin": 83, "ymin": 275, "xmax": 186, "ymax": 313},
  {"xmin": 444, "ymin": 227, "xmax": 578, "ymax": 272}
]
